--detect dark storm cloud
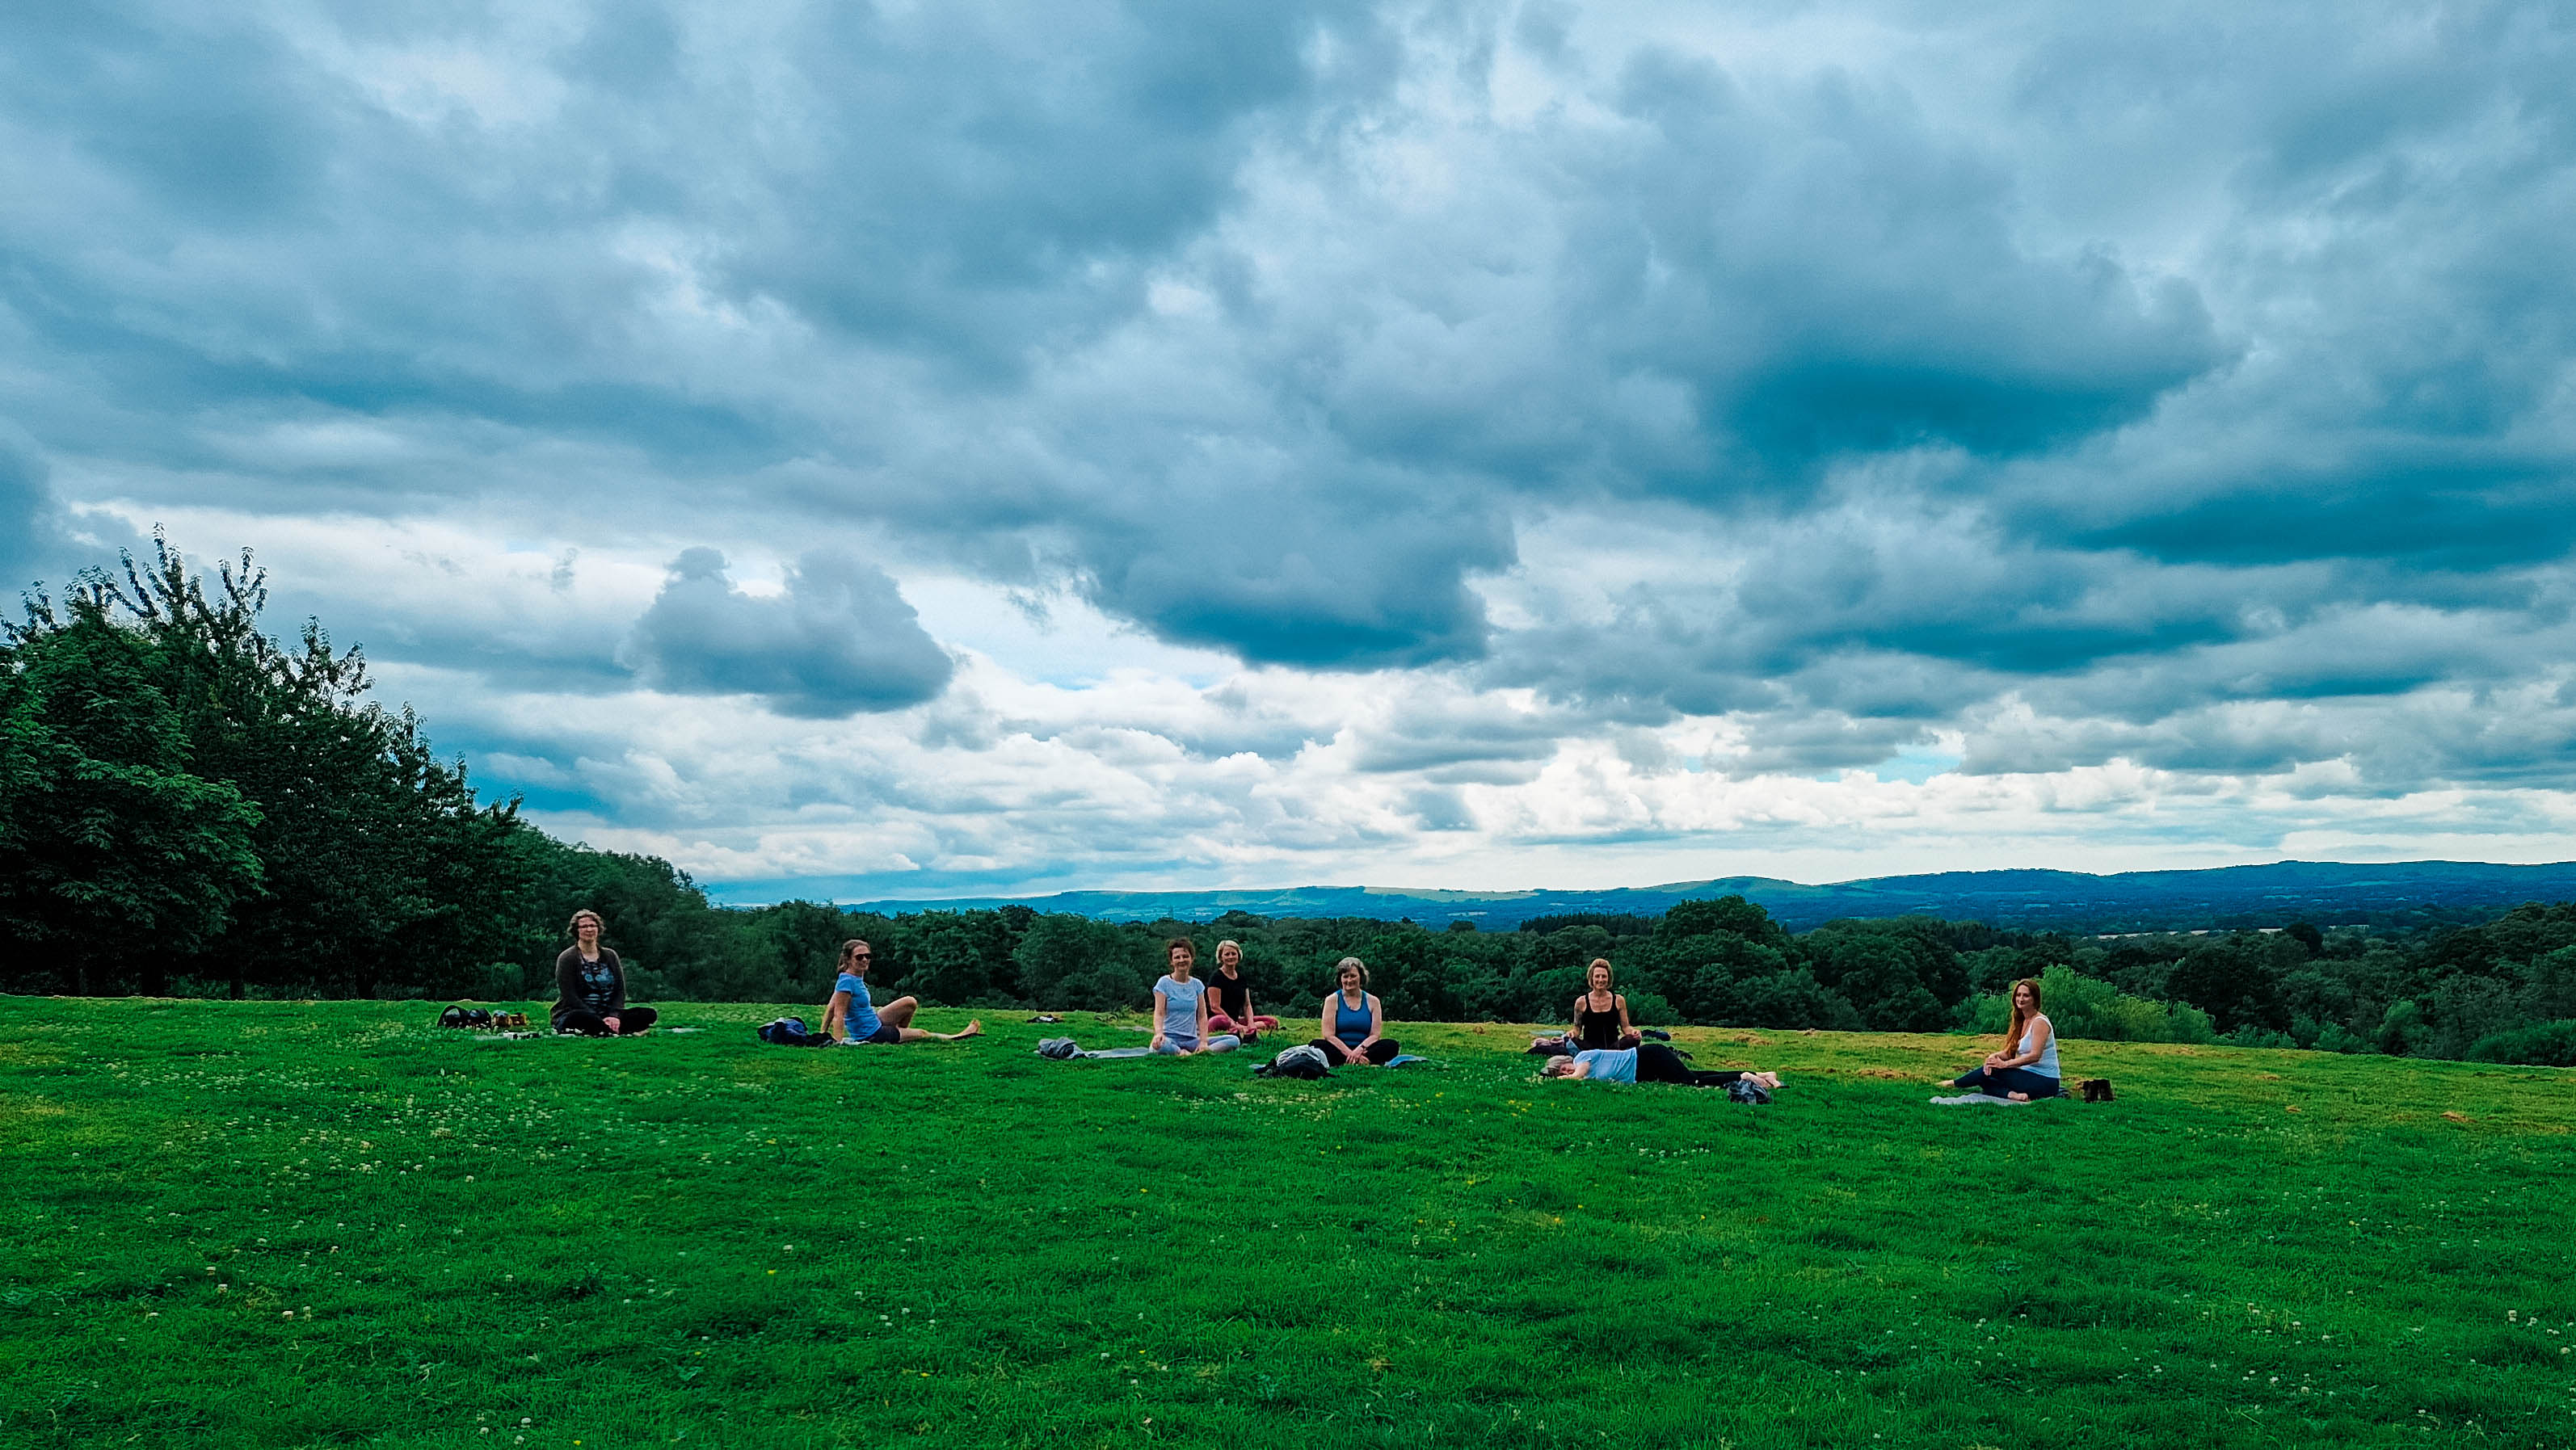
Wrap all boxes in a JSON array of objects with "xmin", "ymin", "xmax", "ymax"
[
  {"xmin": 629, "ymin": 548, "xmax": 953, "ymax": 716},
  {"xmin": 0, "ymin": 427, "xmax": 60, "ymax": 588},
  {"xmin": 2, "ymin": 0, "xmax": 2574, "ymax": 851}
]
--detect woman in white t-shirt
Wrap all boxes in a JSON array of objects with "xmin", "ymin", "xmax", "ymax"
[{"xmin": 1150, "ymin": 939, "xmax": 1240, "ymax": 1055}]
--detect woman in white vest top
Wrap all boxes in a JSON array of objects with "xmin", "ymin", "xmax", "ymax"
[{"xmin": 1950, "ymin": 978, "xmax": 2063, "ymax": 1099}]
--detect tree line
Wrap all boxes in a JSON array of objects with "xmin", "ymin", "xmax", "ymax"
[{"xmin": 6, "ymin": 539, "xmax": 2574, "ymax": 1067}]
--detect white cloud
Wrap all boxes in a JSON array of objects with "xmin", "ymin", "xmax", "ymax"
[{"xmin": 6, "ymin": 0, "xmax": 2574, "ymax": 897}]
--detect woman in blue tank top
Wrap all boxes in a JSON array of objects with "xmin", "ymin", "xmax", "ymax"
[
  {"xmin": 1309, "ymin": 957, "xmax": 1399, "ymax": 1066},
  {"xmin": 1949, "ymin": 978, "xmax": 2062, "ymax": 1099}
]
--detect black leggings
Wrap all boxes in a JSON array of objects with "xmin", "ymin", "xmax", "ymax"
[
  {"xmin": 555, "ymin": 1006, "xmax": 659, "ymax": 1036},
  {"xmin": 1951, "ymin": 1065, "xmax": 2060, "ymax": 1098},
  {"xmin": 1637, "ymin": 1043, "xmax": 1746, "ymax": 1087},
  {"xmin": 1313, "ymin": 1038, "xmax": 1400, "ymax": 1065}
]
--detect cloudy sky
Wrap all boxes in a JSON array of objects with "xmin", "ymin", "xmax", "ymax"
[{"xmin": 6, "ymin": 0, "xmax": 2574, "ymax": 901}]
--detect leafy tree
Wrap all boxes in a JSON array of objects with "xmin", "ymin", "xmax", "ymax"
[
  {"xmin": 1800, "ymin": 917, "xmax": 1968, "ymax": 1032},
  {"xmin": 2164, "ymin": 934, "xmax": 2296, "ymax": 1036},
  {"xmin": 7, "ymin": 534, "xmax": 535, "ymax": 998},
  {"xmin": 0, "ymin": 601, "xmax": 262, "ymax": 994}
]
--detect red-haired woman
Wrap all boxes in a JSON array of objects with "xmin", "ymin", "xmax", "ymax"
[{"xmin": 1951, "ymin": 978, "xmax": 2062, "ymax": 1099}]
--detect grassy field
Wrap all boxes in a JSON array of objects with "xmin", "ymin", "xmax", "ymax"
[{"xmin": 3, "ymin": 998, "xmax": 2573, "ymax": 1449}]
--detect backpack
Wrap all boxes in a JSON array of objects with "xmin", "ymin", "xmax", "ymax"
[
  {"xmin": 1727, "ymin": 1078, "xmax": 1772, "ymax": 1104},
  {"xmin": 758, "ymin": 1017, "xmax": 830, "ymax": 1047},
  {"xmin": 1035, "ymin": 1037, "xmax": 1083, "ymax": 1060},
  {"xmin": 1255, "ymin": 1044, "xmax": 1333, "ymax": 1079},
  {"xmin": 438, "ymin": 1006, "xmax": 495, "ymax": 1030}
]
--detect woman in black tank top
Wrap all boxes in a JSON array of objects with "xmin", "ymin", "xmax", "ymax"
[{"xmin": 1570, "ymin": 959, "xmax": 1639, "ymax": 1051}]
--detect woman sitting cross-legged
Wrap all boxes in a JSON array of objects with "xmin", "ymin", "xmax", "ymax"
[
  {"xmin": 1570, "ymin": 957, "xmax": 1642, "ymax": 1051},
  {"xmin": 1311, "ymin": 956, "xmax": 1400, "ymax": 1066},
  {"xmin": 824, "ymin": 939, "xmax": 982, "ymax": 1045},
  {"xmin": 1542, "ymin": 1044, "xmax": 1780, "ymax": 1090},
  {"xmin": 1948, "ymin": 977, "xmax": 2062, "ymax": 1099},
  {"xmin": 1151, "ymin": 938, "xmax": 1240, "ymax": 1055},
  {"xmin": 1203, "ymin": 939, "xmax": 1279, "ymax": 1041},
  {"xmin": 553, "ymin": 909, "xmax": 659, "ymax": 1036}
]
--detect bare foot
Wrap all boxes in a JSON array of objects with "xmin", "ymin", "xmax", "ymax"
[
  {"xmin": 2007, "ymin": 1091, "xmax": 2029, "ymax": 1102},
  {"xmin": 955, "ymin": 1020, "xmax": 984, "ymax": 1039}
]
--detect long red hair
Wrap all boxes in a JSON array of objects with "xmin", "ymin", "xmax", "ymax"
[{"xmin": 2004, "ymin": 977, "xmax": 2044, "ymax": 1049}]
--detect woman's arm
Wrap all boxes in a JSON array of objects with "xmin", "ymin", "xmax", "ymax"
[
  {"xmin": 1193, "ymin": 991, "xmax": 1211, "ymax": 1053},
  {"xmin": 823, "ymin": 988, "xmax": 850, "ymax": 1040},
  {"xmin": 1151, "ymin": 986, "xmax": 1170, "ymax": 1051},
  {"xmin": 1320, "ymin": 997, "xmax": 1338, "ymax": 1057},
  {"xmin": 1359, "ymin": 994, "xmax": 1385, "ymax": 1056},
  {"xmin": 1616, "ymin": 994, "xmax": 1635, "ymax": 1032},
  {"xmin": 2000, "ymin": 1015, "xmax": 2053, "ymax": 1069}
]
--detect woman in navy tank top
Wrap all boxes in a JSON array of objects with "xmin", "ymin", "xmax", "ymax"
[{"xmin": 1310, "ymin": 956, "xmax": 1400, "ymax": 1066}]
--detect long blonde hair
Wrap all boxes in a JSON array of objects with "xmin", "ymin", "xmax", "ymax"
[{"xmin": 2004, "ymin": 977, "xmax": 2044, "ymax": 1049}]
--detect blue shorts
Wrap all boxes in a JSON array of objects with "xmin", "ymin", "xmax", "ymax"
[{"xmin": 847, "ymin": 1023, "xmax": 902, "ymax": 1045}]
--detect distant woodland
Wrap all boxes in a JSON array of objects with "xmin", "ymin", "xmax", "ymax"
[{"xmin": 7, "ymin": 540, "xmax": 2576, "ymax": 1069}]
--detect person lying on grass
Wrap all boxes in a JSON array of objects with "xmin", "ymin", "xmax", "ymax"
[
  {"xmin": 553, "ymin": 909, "xmax": 659, "ymax": 1036},
  {"xmin": 1204, "ymin": 939, "xmax": 1279, "ymax": 1041},
  {"xmin": 1311, "ymin": 956, "xmax": 1400, "ymax": 1066},
  {"xmin": 1529, "ymin": 957, "xmax": 1644, "ymax": 1054},
  {"xmin": 1541, "ymin": 1044, "xmax": 1780, "ymax": 1091},
  {"xmin": 1947, "ymin": 977, "xmax": 2061, "ymax": 1100},
  {"xmin": 1151, "ymin": 938, "xmax": 1240, "ymax": 1055},
  {"xmin": 823, "ymin": 939, "xmax": 982, "ymax": 1046}
]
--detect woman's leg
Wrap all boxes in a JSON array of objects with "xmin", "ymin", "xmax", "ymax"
[
  {"xmin": 1205, "ymin": 1034, "xmax": 1241, "ymax": 1053},
  {"xmin": 1311, "ymin": 1039, "xmax": 1357, "ymax": 1065},
  {"xmin": 1363, "ymin": 1040, "xmax": 1401, "ymax": 1065},
  {"xmin": 897, "ymin": 1019, "xmax": 983, "ymax": 1044},
  {"xmin": 1207, "ymin": 1013, "xmax": 1236, "ymax": 1034},
  {"xmin": 617, "ymin": 1007, "xmax": 659, "ymax": 1034},
  {"xmin": 1252, "ymin": 1015, "xmax": 1280, "ymax": 1031},
  {"xmin": 879, "ymin": 996, "xmax": 919, "ymax": 1028},
  {"xmin": 555, "ymin": 1010, "xmax": 610, "ymax": 1036},
  {"xmin": 1635, "ymin": 1044, "xmax": 1690, "ymax": 1083},
  {"xmin": 1990, "ymin": 1068, "xmax": 2061, "ymax": 1099},
  {"xmin": 1951, "ymin": 1067, "xmax": 2001, "ymax": 1093}
]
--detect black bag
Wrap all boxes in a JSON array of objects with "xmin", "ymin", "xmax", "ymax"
[
  {"xmin": 1255, "ymin": 1044, "xmax": 1333, "ymax": 1079},
  {"xmin": 2080, "ymin": 1078, "xmax": 2115, "ymax": 1103},
  {"xmin": 438, "ymin": 1006, "xmax": 495, "ymax": 1030},
  {"xmin": 758, "ymin": 1017, "xmax": 831, "ymax": 1047}
]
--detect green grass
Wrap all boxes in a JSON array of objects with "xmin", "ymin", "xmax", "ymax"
[{"xmin": 4, "ymin": 998, "xmax": 2574, "ymax": 1449}]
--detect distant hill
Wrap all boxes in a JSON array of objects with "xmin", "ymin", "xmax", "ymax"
[{"xmin": 819, "ymin": 859, "xmax": 2576, "ymax": 935}]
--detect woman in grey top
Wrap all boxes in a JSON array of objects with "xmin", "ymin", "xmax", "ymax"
[
  {"xmin": 1151, "ymin": 939, "xmax": 1240, "ymax": 1055},
  {"xmin": 551, "ymin": 909, "xmax": 658, "ymax": 1036}
]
